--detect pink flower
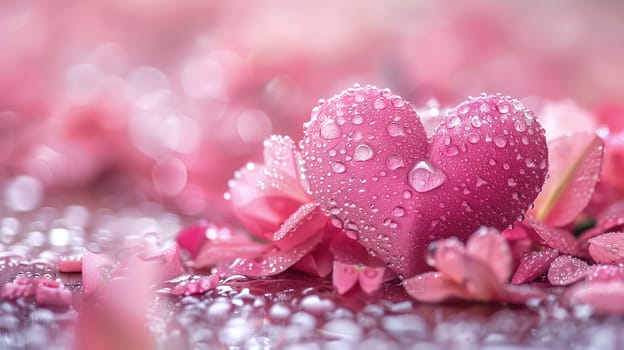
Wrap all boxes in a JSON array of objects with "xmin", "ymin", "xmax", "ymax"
[
  {"xmin": 403, "ymin": 227, "xmax": 544, "ymax": 304},
  {"xmin": 566, "ymin": 265, "xmax": 624, "ymax": 315},
  {"xmin": 183, "ymin": 135, "xmax": 336, "ymax": 278}
]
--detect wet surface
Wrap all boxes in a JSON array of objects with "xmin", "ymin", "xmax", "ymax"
[{"xmin": 1, "ymin": 198, "xmax": 623, "ymax": 350}]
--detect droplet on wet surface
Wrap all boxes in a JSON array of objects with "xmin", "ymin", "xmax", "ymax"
[
  {"xmin": 354, "ymin": 144, "xmax": 374, "ymax": 162},
  {"xmin": 386, "ymin": 154, "xmax": 405, "ymax": 170},
  {"xmin": 332, "ymin": 162, "xmax": 346, "ymax": 174},
  {"xmin": 320, "ymin": 120, "xmax": 341, "ymax": 139},
  {"xmin": 386, "ymin": 123, "xmax": 404, "ymax": 137},
  {"xmin": 408, "ymin": 161, "xmax": 446, "ymax": 193}
]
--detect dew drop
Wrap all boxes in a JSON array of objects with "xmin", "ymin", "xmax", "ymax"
[
  {"xmin": 467, "ymin": 133, "xmax": 480, "ymax": 144},
  {"xmin": 458, "ymin": 104, "xmax": 470, "ymax": 115},
  {"xmin": 494, "ymin": 136, "xmax": 507, "ymax": 148},
  {"xmin": 445, "ymin": 145, "xmax": 459, "ymax": 156},
  {"xmin": 386, "ymin": 154, "xmax": 405, "ymax": 170},
  {"xmin": 525, "ymin": 158, "xmax": 536, "ymax": 168},
  {"xmin": 332, "ymin": 162, "xmax": 346, "ymax": 174},
  {"xmin": 392, "ymin": 206, "xmax": 405, "ymax": 217},
  {"xmin": 387, "ymin": 123, "xmax": 404, "ymax": 137},
  {"xmin": 373, "ymin": 99, "xmax": 387, "ymax": 110},
  {"xmin": 408, "ymin": 161, "xmax": 446, "ymax": 193},
  {"xmin": 496, "ymin": 102, "xmax": 510, "ymax": 114},
  {"xmin": 514, "ymin": 118, "xmax": 527, "ymax": 132},
  {"xmin": 512, "ymin": 100, "xmax": 524, "ymax": 110},
  {"xmin": 320, "ymin": 120, "xmax": 341, "ymax": 139},
  {"xmin": 448, "ymin": 117, "xmax": 461, "ymax": 128},
  {"xmin": 470, "ymin": 117, "xmax": 482, "ymax": 128},
  {"xmin": 354, "ymin": 144, "xmax": 374, "ymax": 161},
  {"xmin": 331, "ymin": 216, "xmax": 344, "ymax": 229},
  {"xmin": 508, "ymin": 178, "xmax": 517, "ymax": 187},
  {"xmin": 352, "ymin": 115, "xmax": 364, "ymax": 125},
  {"xmin": 476, "ymin": 176, "xmax": 487, "ymax": 187},
  {"xmin": 392, "ymin": 97, "xmax": 405, "ymax": 107},
  {"xmin": 403, "ymin": 190, "xmax": 412, "ymax": 199}
]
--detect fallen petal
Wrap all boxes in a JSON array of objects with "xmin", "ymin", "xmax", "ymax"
[
  {"xmin": 568, "ymin": 281, "xmax": 624, "ymax": 315},
  {"xmin": 580, "ymin": 200, "xmax": 624, "ymax": 243},
  {"xmin": 588, "ymin": 232, "xmax": 624, "ymax": 264},
  {"xmin": 547, "ymin": 255, "xmax": 589, "ymax": 285},
  {"xmin": 332, "ymin": 261, "xmax": 360, "ymax": 294},
  {"xmin": 466, "ymin": 227, "xmax": 512, "ymax": 284},
  {"xmin": 586, "ymin": 265, "xmax": 624, "ymax": 282},
  {"xmin": 531, "ymin": 132, "xmax": 604, "ymax": 227},
  {"xmin": 272, "ymin": 203, "xmax": 328, "ymax": 250},
  {"xmin": 511, "ymin": 248, "xmax": 559, "ymax": 284},
  {"xmin": 526, "ymin": 218, "xmax": 579, "ymax": 255},
  {"xmin": 82, "ymin": 249, "xmax": 115, "ymax": 295},
  {"xmin": 403, "ymin": 272, "xmax": 472, "ymax": 303}
]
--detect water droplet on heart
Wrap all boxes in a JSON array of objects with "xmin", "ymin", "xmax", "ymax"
[
  {"xmin": 408, "ymin": 161, "xmax": 446, "ymax": 193},
  {"xmin": 476, "ymin": 176, "xmax": 487, "ymax": 187},
  {"xmin": 467, "ymin": 133, "xmax": 480, "ymax": 144},
  {"xmin": 386, "ymin": 154, "xmax": 405, "ymax": 170},
  {"xmin": 392, "ymin": 97, "xmax": 405, "ymax": 107},
  {"xmin": 458, "ymin": 104, "xmax": 470, "ymax": 115},
  {"xmin": 496, "ymin": 102, "xmax": 510, "ymax": 113},
  {"xmin": 480, "ymin": 103, "xmax": 491, "ymax": 113},
  {"xmin": 352, "ymin": 115, "xmax": 364, "ymax": 125},
  {"xmin": 539, "ymin": 159, "xmax": 547, "ymax": 169},
  {"xmin": 331, "ymin": 216, "xmax": 344, "ymax": 229},
  {"xmin": 386, "ymin": 123, "xmax": 404, "ymax": 137},
  {"xmin": 512, "ymin": 100, "xmax": 524, "ymax": 110},
  {"xmin": 320, "ymin": 120, "xmax": 341, "ymax": 139},
  {"xmin": 448, "ymin": 117, "xmax": 461, "ymax": 128},
  {"xmin": 403, "ymin": 190, "xmax": 412, "ymax": 199},
  {"xmin": 471, "ymin": 117, "xmax": 482, "ymax": 128},
  {"xmin": 494, "ymin": 136, "xmax": 507, "ymax": 148},
  {"xmin": 514, "ymin": 118, "xmax": 527, "ymax": 132},
  {"xmin": 332, "ymin": 162, "xmax": 346, "ymax": 174},
  {"xmin": 525, "ymin": 158, "xmax": 536, "ymax": 168},
  {"xmin": 392, "ymin": 206, "xmax": 405, "ymax": 217},
  {"xmin": 508, "ymin": 178, "xmax": 517, "ymax": 187},
  {"xmin": 445, "ymin": 145, "xmax": 459, "ymax": 156},
  {"xmin": 373, "ymin": 99, "xmax": 386, "ymax": 110},
  {"xmin": 346, "ymin": 230, "xmax": 358, "ymax": 240},
  {"xmin": 354, "ymin": 144, "xmax": 373, "ymax": 161}
]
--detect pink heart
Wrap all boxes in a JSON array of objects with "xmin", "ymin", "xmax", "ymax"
[{"xmin": 301, "ymin": 85, "xmax": 548, "ymax": 278}]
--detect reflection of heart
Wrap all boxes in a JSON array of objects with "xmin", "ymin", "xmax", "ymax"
[{"xmin": 301, "ymin": 86, "xmax": 548, "ymax": 278}]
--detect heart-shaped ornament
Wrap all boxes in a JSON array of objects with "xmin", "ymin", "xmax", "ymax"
[{"xmin": 301, "ymin": 85, "xmax": 548, "ymax": 277}]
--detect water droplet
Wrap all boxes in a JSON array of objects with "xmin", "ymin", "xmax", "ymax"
[
  {"xmin": 354, "ymin": 144, "xmax": 373, "ymax": 161},
  {"xmin": 408, "ymin": 161, "xmax": 446, "ymax": 193},
  {"xmin": 386, "ymin": 123, "xmax": 404, "ymax": 137},
  {"xmin": 332, "ymin": 162, "xmax": 346, "ymax": 174},
  {"xmin": 386, "ymin": 154, "xmax": 405, "ymax": 170},
  {"xmin": 508, "ymin": 178, "xmax": 517, "ymax": 187},
  {"xmin": 450, "ymin": 116, "xmax": 463, "ymax": 128},
  {"xmin": 331, "ymin": 216, "xmax": 344, "ymax": 229},
  {"xmin": 392, "ymin": 97, "xmax": 405, "ymax": 107},
  {"xmin": 467, "ymin": 133, "xmax": 480, "ymax": 144},
  {"xmin": 494, "ymin": 136, "xmax": 507, "ymax": 148},
  {"xmin": 514, "ymin": 118, "xmax": 527, "ymax": 132},
  {"xmin": 512, "ymin": 99, "xmax": 524, "ymax": 110},
  {"xmin": 476, "ymin": 176, "xmax": 487, "ymax": 187},
  {"xmin": 320, "ymin": 120, "xmax": 341, "ymax": 139},
  {"xmin": 403, "ymin": 190, "xmax": 412, "ymax": 199},
  {"xmin": 352, "ymin": 115, "xmax": 364, "ymax": 125},
  {"xmin": 373, "ymin": 99, "xmax": 386, "ymax": 110},
  {"xmin": 525, "ymin": 158, "xmax": 536, "ymax": 168},
  {"xmin": 445, "ymin": 145, "xmax": 459, "ymax": 156},
  {"xmin": 392, "ymin": 206, "xmax": 405, "ymax": 217},
  {"xmin": 496, "ymin": 102, "xmax": 510, "ymax": 113},
  {"xmin": 470, "ymin": 117, "xmax": 482, "ymax": 128},
  {"xmin": 458, "ymin": 104, "xmax": 470, "ymax": 115}
]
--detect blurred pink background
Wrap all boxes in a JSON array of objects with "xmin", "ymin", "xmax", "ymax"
[{"xmin": 1, "ymin": 0, "xmax": 623, "ymax": 216}]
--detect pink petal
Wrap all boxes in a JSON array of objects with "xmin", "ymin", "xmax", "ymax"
[
  {"xmin": 263, "ymin": 135, "xmax": 308, "ymax": 192},
  {"xmin": 82, "ymin": 249, "xmax": 115, "ymax": 295},
  {"xmin": 330, "ymin": 231, "xmax": 386, "ymax": 267},
  {"xmin": 332, "ymin": 261, "xmax": 360, "ymax": 294},
  {"xmin": 531, "ymin": 132, "xmax": 604, "ymax": 227},
  {"xmin": 466, "ymin": 227, "xmax": 512, "ymax": 283},
  {"xmin": 192, "ymin": 238, "xmax": 269, "ymax": 269},
  {"xmin": 224, "ymin": 225, "xmax": 323, "ymax": 277},
  {"xmin": 526, "ymin": 217, "xmax": 579, "ymax": 255},
  {"xmin": 34, "ymin": 278, "xmax": 73, "ymax": 307},
  {"xmin": 403, "ymin": 272, "xmax": 472, "ymax": 303},
  {"xmin": 272, "ymin": 203, "xmax": 329, "ymax": 250},
  {"xmin": 547, "ymin": 255, "xmax": 589, "ymax": 285},
  {"xmin": 0, "ymin": 277, "xmax": 35, "ymax": 299},
  {"xmin": 511, "ymin": 248, "xmax": 559, "ymax": 284},
  {"xmin": 292, "ymin": 233, "xmax": 335, "ymax": 277},
  {"xmin": 588, "ymin": 232, "xmax": 624, "ymax": 264},
  {"xmin": 586, "ymin": 265, "xmax": 624, "ymax": 282},
  {"xmin": 433, "ymin": 238, "xmax": 503, "ymax": 300},
  {"xmin": 358, "ymin": 266, "xmax": 386, "ymax": 294},
  {"xmin": 580, "ymin": 200, "xmax": 624, "ymax": 243},
  {"xmin": 228, "ymin": 163, "xmax": 305, "ymax": 239},
  {"xmin": 175, "ymin": 224, "xmax": 208, "ymax": 258},
  {"xmin": 59, "ymin": 254, "xmax": 83, "ymax": 273},
  {"xmin": 568, "ymin": 281, "xmax": 624, "ymax": 314}
]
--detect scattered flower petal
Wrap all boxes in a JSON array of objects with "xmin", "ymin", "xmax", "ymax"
[
  {"xmin": 547, "ymin": 255, "xmax": 589, "ymax": 285},
  {"xmin": 588, "ymin": 231, "xmax": 624, "ymax": 264},
  {"xmin": 512, "ymin": 248, "xmax": 559, "ymax": 284}
]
